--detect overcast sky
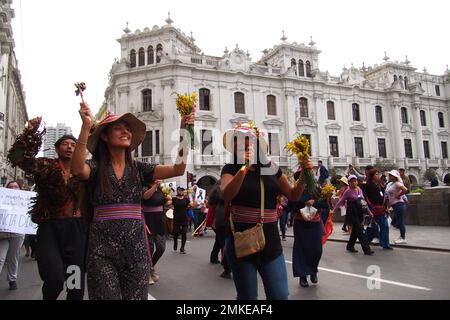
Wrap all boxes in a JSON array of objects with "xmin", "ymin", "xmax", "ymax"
[{"xmin": 10, "ymin": 0, "xmax": 449, "ymax": 136}]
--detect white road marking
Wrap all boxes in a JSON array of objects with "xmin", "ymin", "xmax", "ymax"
[{"xmin": 284, "ymin": 260, "xmax": 432, "ymax": 291}]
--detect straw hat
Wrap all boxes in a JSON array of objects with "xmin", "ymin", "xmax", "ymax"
[
  {"xmin": 87, "ymin": 112, "xmax": 146, "ymax": 153},
  {"xmin": 339, "ymin": 176, "xmax": 349, "ymax": 186},
  {"xmin": 222, "ymin": 121, "xmax": 268, "ymax": 154}
]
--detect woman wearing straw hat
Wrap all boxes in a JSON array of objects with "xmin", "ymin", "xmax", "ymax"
[
  {"xmin": 221, "ymin": 122, "xmax": 312, "ymax": 300},
  {"xmin": 386, "ymin": 170, "xmax": 408, "ymax": 244},
  {"xmin": 71, "ymin": 102, "xmax": 194, "ymax": 300}
]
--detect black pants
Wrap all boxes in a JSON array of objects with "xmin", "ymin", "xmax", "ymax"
[
  {"xmin": 173, "ymin": 224, "xmax": 187, "ymax": 251},
  {"xmin": 144, "ymin": 212, "xmax": 166, "ymax": 266},
  {"xmin": 36, "ymin": 218, "xmax": 86, "ymax": 300},
  {"xmin": 346, "ymin": 211, "xmax": 371, "ymax": 253},
  {"xmin": 210, "ymin": 225, "xmax": 231, "ymax": 273}
]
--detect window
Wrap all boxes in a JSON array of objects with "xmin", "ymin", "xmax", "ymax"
[
  {"xmin": 201, "ymin": 130, "xmax": 213, "ymax": 155},
  {"xmin": 130, "ymin": 49, "xmax": 136, "ymax": 68},
  {"xmin": 156, "ymin": 44, "xmax": 163, "ymax": 63},
  {"xmin": 199, "ymin": 88, "xmax": 210, "ymax": 111},
  {"xmin": 298, "ymin": 59, "xmax": 304, "ymax": 76},
  {"xmin": 404, "ymin": 139, "xmax": 413, "ymax": 159},
  {"xmin": 401, "ymin": 107, "xmax": 408, "ymax": 124},
  {"xmin": 268, "ymin": 133, "xmax": 280, "ymax": 156},
  {"xmin": 435, "ymin": 85, "xmax": 441, "ymax": 96},
  {"xmin": 234, "ymin": 92, "xmax": 245, "ymax": 114},
  {"xmin": 142, "ymin": 131, "xmax": 153, "ymax": 156},
  {"xmin": 399, "ymin": 76, "xmax": 404, "ymax": 89},
  {"xmin": 303, "ymin": 134, "xmax": 312, "ymax": 156},
  {"xmin": 138, "ymin": 47, "xmax": 145, "ymax": 66},
  {"xmin": 420, "ymin": 110, "xmax": 427, "ymax": 126},
  {"xmin": 352, "ymin": 103, "xmax": 360, "ymax": 121},
  {"xmin": 267, "ymin": 95, "xmax": 277, "ymax": 115},
  {"xmin": 354, "ymin": 137, "xmax": 364, "ymax": 158},
  {"xmin": 442, "ymin": 141, "xmax": 448, "ymax": 159},
  {"xmin": 142, "ymin": 89, "xmax": 152, "ymax": 112},
  {"xmin": 375, "ymin": 105, "xmax": 383, "ymax": 123},
  {"xmin": 404, "ymin": 76, "xmax": 408, "ymax": 89},
  {"xmin": 393, "ymin": 75, "xmax": 398, "ymax": 82},
  {"xmin": 329, "ymin": 136, "xmax": 339, "ymax": 157},
  {"xmin": 305, "ymin": 60, "xmax": 312, "ymax": 77},
  {"xmin": 299, "ymin": 98, "xmax": 308, "ymax": 117},
  {"xmin": 438, "ymin": 112, "xmax": 445, "ymax": 128},
  {"xmin": 378, "ymin": 138, "xmax": 387, "ymax": 158},
  {"xmin": 423, "ymin": 141, "xmax": 430, "ymax": 159},
  {"xmin": 155, "ymin": 130, "xmax": 160, "ymax": 155},
  {"xmin": 147, "ymin": 46, "xmax": 154, "ymax": 65},
  {"xmin": 327, "ymin": 101, "xmax": 335, "ymax": 120},
  {"xmin": 290, "ymin": 59, "xmax": 297, "ymax": 75}
]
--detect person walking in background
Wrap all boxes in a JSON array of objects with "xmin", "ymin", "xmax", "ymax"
[
  {"xmin": 316, "ymin": 160, "xmax": 329, "ymax": 186},
  {"xmin": 8, "ymin": 117, "xmax": 86, "ymax": 300},
  {"xmin": 398, "ymin": 168, "xmax": 411, "ymax": 193},
  {"xmin": 386, "ymin": 170, "xmax": 408, "ymax": 244},
  {"xmin": 0, "ymin": 181, "xmax": 26, "ymax": 290},
  {"xmin": 337, "ymin": 177, "xmax": 350, "ymax": 233},
  {"xmin": 364, "ymin": 169, "xmax": 393, "ymax": 250},
  {"xmin": 277, "ymin": 195, "xmax": 289, "ymax": 241},
  {"xmin": 332, "ymin": 175, "xmax": 374, "ymax": 255},
  {"xmin": 170, "ymin": 187, "xmax": 191, "ymax": 254}
]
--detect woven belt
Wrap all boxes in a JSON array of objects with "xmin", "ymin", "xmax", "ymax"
[
  {"xmin": 142, "ymin": 205, "xmax": 164, "ymax": 213},
  {"xmin": 231, "ymin": 205, "xmax": 278, "ymax": 224},
  {"xmin": 93, "ymin": 203, "xmax": 143, "ymax": 222}
]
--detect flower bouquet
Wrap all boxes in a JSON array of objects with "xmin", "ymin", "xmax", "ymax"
[
  {"xmin": 285, "ymin": 134, "xmax": 319, "ymax": 197},
  {"xmin": 320, "ymin": 183, "xmax": 336, "ymax": 200},
  {"xmin": 174, "ymin": 92, "xmax": 198, "ymax": 149}
]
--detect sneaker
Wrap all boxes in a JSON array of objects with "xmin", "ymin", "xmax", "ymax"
[
  {"xmin": 371, "ymin": 238, "xmax": 379, "ymax": 245},
  {"xmin": 9, "ymin": 281, "xmax": 17, "ymax": 290},
  {"xmin": 394, "ymin": 238, "xmax": 407, "ymax": 244},
  {"xmin": 150, "ymin": 268, "xmax": 159, "ymax": 282}
]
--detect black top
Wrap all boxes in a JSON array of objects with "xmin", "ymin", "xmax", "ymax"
[
  {"xmin": 172, "ymin": 197, "xmax": 190, "ymax": 226},
  {"xmin": 86, "ymin": 159, "xmax": 155, "ymax": 207},
  {"xmin": 362, "ymin": 181, "xmax": 384, "ymax": 205},
  {"xmin": 221, "ymin": 162, "xmax": 283, "ymax": 266},
  {"xmin": 142, "ymin": 188, "xmax": 165, "ymax": 207}
]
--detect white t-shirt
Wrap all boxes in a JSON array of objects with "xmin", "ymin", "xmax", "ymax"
[{"xmin": 386, "ymin": 182, "xmax": 405, "ymax": 206}]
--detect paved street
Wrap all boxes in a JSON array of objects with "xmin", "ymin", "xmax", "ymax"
[{"xmin": 1, "ymin": 229, "xmax": 450, "ymax": 300}]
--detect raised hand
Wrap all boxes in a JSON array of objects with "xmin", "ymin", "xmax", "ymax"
[
  {"xmin": 79, "ymin": 102, "xmax": 94, "ymax": 127},
  {"xmin": 27, "ymin": 117, "xmax": 42, "ymax": 131}
]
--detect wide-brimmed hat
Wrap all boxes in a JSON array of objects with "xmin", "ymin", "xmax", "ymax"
[
  {"xmin": 339, "ymin": 176, "xmax": 349, "ymax": 186},
  {"xmin": 223, "ymin": 122, "xmax": 268, "ymax": 154},
  {"xmin": 87, "ymin": 112, "xmax": 146, "ymax": 153},
  {"xmin": 388, "ymin": 170, "xmax": 402, "ymax": 181}
]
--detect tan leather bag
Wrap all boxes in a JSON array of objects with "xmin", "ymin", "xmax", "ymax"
[{"xmin": 230, "ymin": 177, "xmax": 266, "ymax": 258}]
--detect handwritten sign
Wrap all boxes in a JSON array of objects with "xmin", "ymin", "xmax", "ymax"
[{"xmin": 0, "ymin": 188, "xmax": 38, "ymax": 235}]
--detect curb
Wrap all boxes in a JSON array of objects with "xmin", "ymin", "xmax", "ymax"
[{"xmin": 284, "ymin": 234, "xmax": 450, "ymax": 253}]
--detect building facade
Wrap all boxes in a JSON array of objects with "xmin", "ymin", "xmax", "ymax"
[
  {"xmin": 0, "ymin": 0, "xmax": 28, "ymax": 187},
  {"xmin": 43, "ymin": 123, "xmax": 73, "ymax": 159},
  {"xmin": 104, "ymin": 16, "xmax": 450, "ymax": 192}
]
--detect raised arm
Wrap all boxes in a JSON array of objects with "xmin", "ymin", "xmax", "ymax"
[
  {"xmin": 278, "ymin": 159, "xmax": 313, "ymax": 201},
  {"xmin": 153, "ymin": 113, "xmax": 195, "ymax": 180},
  {"xmin": 71, "ymin": 102, "xmax": 94, "ymax": 180}
]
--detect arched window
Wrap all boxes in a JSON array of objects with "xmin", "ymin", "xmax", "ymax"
[
  {"xmin": 393, "ymin": 75, "xmax": 398, "ymax": 82},
  {"xmin": 142, "ymin": 89, "xmax": 152, "ymax": 112},
  {"xmin": 420, "ymin": 110, "xmax": 426, "ymax": 126},
  {"xmin": 130, "ymin": 49, "xmax": 136, "ymax": 68},
  {"xmin": 299, "ymin": 98, "xmax": 309, "ymax": 117},
  {"xmin": 404, "ymin": 76, "xmax": 408, "ymax": 89},
  {"xmin": 234, "ymin": 92, "xmax": 245, "ymax": 114},
  {"xmin": 199, "ymin": 88, "xmax": 210, "ymax": 111},
  {"xmin": 375, "ymin": 105, "xmax": 383, "ymax": 123},
  {"xmin": 138, "ymin": 47, "xmax": 145, "ymax": 66},
  {"xmin": 352, "ymin": 103, "xmax": 360, "ymax": 121},
  {"xmin": 326, "ymin": 101, "xmax": 335, "ymax": 120},
  {"xmin": 298, "ymin": 59, "xmax": 304, "ymax": 76},
  {"xmin": 438, "ymin": 112, "xmax": 445, "ymax": 127},
  {"xmin": 147, "ymin": 46, "xmax": 154, "ymax": 65},
  {"xmin": 156, "ymin": 44, "xmax": 163, "ymax": 63},
  {"xmin": 305, "ymin": 61, "xmax": 312, "ymax": 77},
  {"xmin": 267, "ymin": 95, "xmax": 277, "ymax": 115},
  {"xmin": 290, "ymin": 59, "xmax": 297, "ymax": 75},
  {"xmin": 399, "ymin": 76, "xmax": 404, "ymax": 89},
  {"xmin": 401, "ymin": 107, "xmax": 408, "ymax": 124}
]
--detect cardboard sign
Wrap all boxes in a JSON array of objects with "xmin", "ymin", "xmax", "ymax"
[{"xmin": 0, "ymin": 188, "xmax": 38, "ymax": 235}]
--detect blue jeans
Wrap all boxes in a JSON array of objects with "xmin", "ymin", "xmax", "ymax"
[
  {"xmin": 373, "ymin": 215, "xmax": 391, "ymax": 248},
  {"xmin": 225, "ymin": 237, "xmax": 289, "ymax": 300},
  {"xmin": 392, "ymin": 202, "xmax": 406, "ymax": 239}
]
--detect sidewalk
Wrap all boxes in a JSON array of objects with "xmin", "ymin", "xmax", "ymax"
[{"xmin": 285, "ymin": 222, "xmax": 450, "ymax": 252}]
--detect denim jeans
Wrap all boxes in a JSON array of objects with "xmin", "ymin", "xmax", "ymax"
[
  {"xmin": 392, "ymin": 202, "xmax": 406, "ymax": 239},
  {"xmin": 373, "ymin": 215, "xmax": 391, "ymax": 248},
  {"xmin": 225, "ymin": 237, "xmax": 289, "ymax": 300}
]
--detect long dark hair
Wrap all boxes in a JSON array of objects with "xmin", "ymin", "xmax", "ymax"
[{"xmin": 93, "ymin": 126, "xmax": 138, "ymax": 194}]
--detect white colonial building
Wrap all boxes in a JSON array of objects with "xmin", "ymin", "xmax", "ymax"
[
  {"xmin": 103, "ymin": 16, "xmax": 450, "ymax": 192},
  {"xmin": 0, "ymin": 0, "xmax": 28, "ymax": 187}
]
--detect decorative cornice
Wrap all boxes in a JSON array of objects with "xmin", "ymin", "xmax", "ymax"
[
  {"xmin": 325, "ymin": 122, "xmax": 342, "ymax": 130},
  {"xmin": 401, "ymin": 124, "xmax": 416, "ymax": 134},
  {"xmin": 438, "ymin": 130, "xmax": 449, "ymax": 138},
  {"xmin": 296, "ymin": 117, "xmax": 317, "ymax": 128},
  {"xmin": 263, "ymin": 118, "xmax": 284, "ymax": 126},
  {"xmin": 117, "ymin": 86, "xmax": 130, "ymax": 94},
  {"xmin": 160, "ymin": 79, "xmax": 175, "ymax": 88},
  {"xmin": 373, "ymin": 125, "xmax": 389, "ymax": 133},
  {"xmin": 196, "ymin": 113, "xmax": 218, "ymax": 122},
  {"xmin": 136, "ymin": 110, "xmax": 164, "ymax": 122},
  {"xmin": 230, "ymin": 115, "xmax": 249, "ymax": 125},
  {"xmin": 422, "ymin": 129, "xmax": 432, "ymax": 135},
  {"xmin": 349, "ymin": 123, "xmax": 367, "ymax": 132}
]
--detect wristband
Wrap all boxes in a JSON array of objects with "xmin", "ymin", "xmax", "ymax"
[{"xmin": 77, "ymin": 141, "xmax": 87, "ymax": 146}]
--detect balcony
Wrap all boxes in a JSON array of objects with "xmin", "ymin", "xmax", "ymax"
[
  {"xmin": 406, "ymin": 158, "xmax": 420, "ymax": 168},
  {"xmin": 353, "ymin": 157, "xmax": 373, "ymax": 167},
  {"xmin": 441, "ymin": 159, "xmax": 449, "ymax": 168},
  {"xmin": 194, "ymin": 154, "xmax": 222, "ymax": 168},
  {"xmin": 135, "ymin": 155, "xmax": 161, "ymax": 164},
  {"xmin": 328, "ymin": 157, "xmax": 348, "ymax": 167},
  {"xmin": 426, "ymin": 159, "xmax": 440, "ymax": 168}
]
